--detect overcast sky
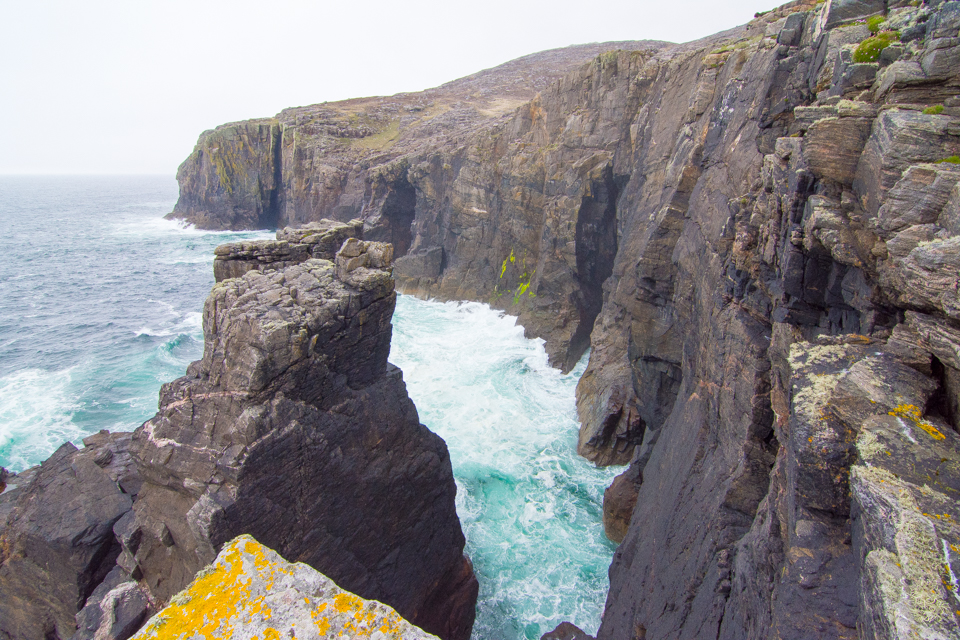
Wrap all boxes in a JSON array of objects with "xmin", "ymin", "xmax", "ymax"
[{"xmin": 2, "ymin": 0, "xmax": 784, "ymax": 175}]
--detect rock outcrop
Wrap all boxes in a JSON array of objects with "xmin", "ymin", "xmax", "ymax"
[
  {"xmin": 167, "ymin": 0, "xmax": 960, "ymax": 636},
  {"xmin": 0, "ymin": 432, "xmax": 142, "ymax": 640},
  {"xmin": 212, "ymin": 218, "xmax": 363, "ymax": 282},
  {"xmin": 122, "ymin": 240, "xmax": 476, "ymax": 640},
  {"xmin": 0, "ymin": 238, "xmax": 476, "ymax": 640},
  {"xmin": 130, "ymin": 535, "xmax": 440, "ymax": 640}
]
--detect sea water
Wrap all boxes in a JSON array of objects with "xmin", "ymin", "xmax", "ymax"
[{"xmin": 0, "ymin": 175, "xmax": 619, "ymax": 639}]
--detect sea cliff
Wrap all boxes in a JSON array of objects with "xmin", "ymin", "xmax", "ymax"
[
  {"xmin": 167, "ymin": 0, "xmax": 960, "ymax": 636},
  {"xmin": 3, "ymin": 0, "xmax": 960, "ymax": 637}
]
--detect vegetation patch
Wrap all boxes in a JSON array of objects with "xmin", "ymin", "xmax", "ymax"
[
  {"xmin": 935, "ymin": 156, "xmax": 960, "ymax": 164},
  {"xmin": 923, "ymin": 104, "xmax": 945, "ymax": 115},
  {"xmin": 352, "ymin": 120, "xmax": 401, "ymax": 150},
  {"xmin": 867, "ymin": 15, "xmax": 887, "ymax": 34},
  {"xmin": 853, "ymin": 31, "xmax": 900, "ymax": 63}
]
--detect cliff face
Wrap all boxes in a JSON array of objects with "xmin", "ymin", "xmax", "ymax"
[{"xmin": 169, "ymin": 0, "xmax": 960, "ymax": 637}]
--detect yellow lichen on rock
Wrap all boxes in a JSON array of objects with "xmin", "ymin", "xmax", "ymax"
[
  {"xmin": 131, "ymin": 535, "xmax": 439, "ymax": 640},
  {"xmin": 889, "ymin": 403, "xmax": 946, "ymax": 441}
]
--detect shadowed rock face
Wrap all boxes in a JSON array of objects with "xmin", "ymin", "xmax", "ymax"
[
  {"xmin": 121, "ymin": 244, "xmax": 477, "ymax": 640},
  {"xmin": 0, "ymin": 433, "xmax": 141, "ymax": 640}
]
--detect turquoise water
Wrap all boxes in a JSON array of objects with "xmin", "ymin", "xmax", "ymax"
[
  {"xmin": 390, "ymin": 298, "xmax": 619, "ymax": 639},
  {"xmin": 0, "ymin": 175, "xmax": 618, "ymax": 639}
]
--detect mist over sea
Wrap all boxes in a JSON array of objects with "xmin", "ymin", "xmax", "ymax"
[{"xmin": 0, "ymin": 175, "xmax": 618, "ymax": 639}]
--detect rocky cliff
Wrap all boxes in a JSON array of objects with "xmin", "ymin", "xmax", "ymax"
[
  {"xmin": 0, "ymin": 237, "xmax": 477, "ymax": 640},
  {"xmin": 168, "ymin": 0, "xmax": 960, "ymax": 636}
]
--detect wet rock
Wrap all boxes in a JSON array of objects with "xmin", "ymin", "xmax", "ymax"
[
  {"xmin": 130, "ymin": 535, "xmax": 440, "ymax": 640},
  {"xmin": 126, "ymin": 251, "xmax": 476, "ymax": 640},
  {"xmin": 0, "ymin": 437, "xmax": 135, "ymax": 640},
  {"xmin": 602, "ymin": 466, "xmax": 642, "ymax": 544},
  {"xmin": 540, "ymin": 621, "xmax": 596, "ymax": 640}
]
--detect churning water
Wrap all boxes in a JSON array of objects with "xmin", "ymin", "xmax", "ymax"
[{"xmin": 0, "ymin": 175, "xmax": 618, "ymax": 639}]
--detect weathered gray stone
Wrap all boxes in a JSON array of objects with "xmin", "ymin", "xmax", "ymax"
[
  {"xmin": 778, "ymin": 12, "xmax": 807, "ymax": 46},
  {"xmin": 854, "ymin": 109, "xmax": 960, "ymax": 215},
  {"xmin": 939, "ymin": 179, "xmax": 960, "ymax": 234},
  {"xmin": 71, "ymin": 566, "xmax": 151, "ymax": 640},
  {"xmin": 803, "ymin": 117, "xmax": 872, "ymax": 183},
  {"xmin": 130, "ymin": 535, "xmax": 440, "ymax": 640},
  {"xmin": 883, "ymin": 235, "xmax": 960, "ymax": 319},
  {"xmin": 822, "ymin": 0, "xmax": 886, "ymax": 28},
  {"xmin": 0, "ymin": 437, "xmax": 135, "ymax": 640},
  {"xmin": 920, "ymin": 39, "xmax": 960, "ymax": 79},
  {"xmin": 925, "ymin": 0, "xmax": 960, "ymax": 39},
  {"xmin": 213, "ymin": 219, "xmax": 364, "ymax": 282},
  {"xmin": 875, "ymin": 60, "xmax": 928, "ymax": 99},
  {"xmin": 877, "ymin": 163, "xmax": 960, "ymax": 235}
]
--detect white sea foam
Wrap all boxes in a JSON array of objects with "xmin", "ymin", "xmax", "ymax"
[
  {"xmin": 0, "ymin": 368, "xmax": 82, "ymax": 472},
  {"xmin": 390, "ymin": 295, "xmax": 621, "ymax": 640}
]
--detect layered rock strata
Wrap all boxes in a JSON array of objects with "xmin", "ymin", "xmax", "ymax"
[
  {"xmin": 123, "ymin": 239, "xmax": 477, "ymax": 640},
  {"xmin": 130, "ymin": 535, "xmax": 440, "ymax": 640},
  {"xmin": 212, "ymin": 218, "xmax": 363, "ymax": 282},
  {"xmin": 168, "ymin": 0, "xmax": 960, "ymax": 636}
]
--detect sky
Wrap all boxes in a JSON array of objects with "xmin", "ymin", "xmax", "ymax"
[{"xmin": 2, "ymin": 0, "xmax": 785, "ymax": 175}]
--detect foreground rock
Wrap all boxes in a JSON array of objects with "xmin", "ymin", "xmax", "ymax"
[
  {"xmin": 0, "ymin": 433, "xmax": 141, "ymax": 640},
  {"xmin": 123, "ymin": 239, "xmax": 476, "ymax": 640},
  {"xmin": 130, "ymin": 535, "xmax": 439, "ymax": 640}
]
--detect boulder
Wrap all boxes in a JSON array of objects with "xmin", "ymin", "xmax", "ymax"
[
  {"xmin": 803, "ymin": 117, "xmax": 873, "ymax": 184},
  {"xmin": 129, "ymin": 535, "xmax": 440, "ymax": 640},
  {"xmin": 822, "ymin": 0, "xmax": 886, "ymax": 29}
]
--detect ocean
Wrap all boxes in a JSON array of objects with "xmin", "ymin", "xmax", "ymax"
[{"xmin": 0, "ymin": 175, "xmax": 619, "ymax": 639}]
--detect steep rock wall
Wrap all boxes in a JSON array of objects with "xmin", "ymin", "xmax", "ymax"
[{"xmin": 169, "ymin": 0, "xmax": 960, "ymax": 637}]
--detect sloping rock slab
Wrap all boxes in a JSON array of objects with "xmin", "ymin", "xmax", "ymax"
[{"xmin": 130, "ymin": 535, "xmax": 439, "ymax": 640}]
